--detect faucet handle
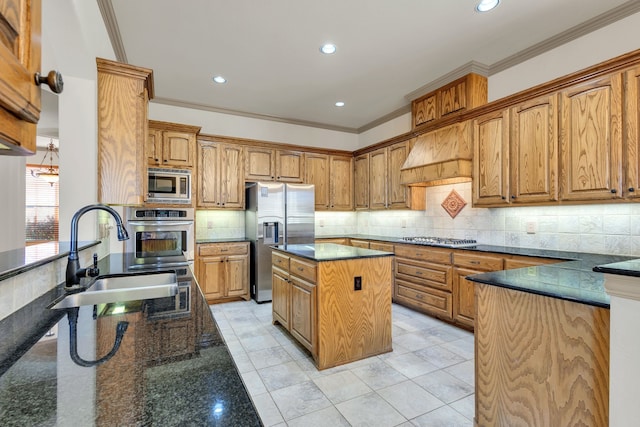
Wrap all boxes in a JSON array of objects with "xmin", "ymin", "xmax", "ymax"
[{"xmin": 87, "ymin": 253, "xmax": 100, "ymax": 277}]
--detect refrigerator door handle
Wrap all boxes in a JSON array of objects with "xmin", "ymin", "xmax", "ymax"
[{"xmin": 263, "ymin": 222, "xmax": 279, "ymax": 244}]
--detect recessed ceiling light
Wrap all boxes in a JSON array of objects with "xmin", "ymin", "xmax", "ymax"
[
  {"xmin": 320, "ymin": 43, "xmax": 337, "ymax": 55},
  {"xmin": 212, "ymin": 75, "xmax": 227, "ymax": 84},
  {"xmin": 335, "ymin": 101, "xmax": 345, "ymax": 107},
  {"xmin": 475, "ymin": 0, "xmax": 500, "ymax": 12}
]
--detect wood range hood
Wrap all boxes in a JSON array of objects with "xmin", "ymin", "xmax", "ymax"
[{"xmin": 400, "ymin": 121, "xmax": 472, "ymax": 187}]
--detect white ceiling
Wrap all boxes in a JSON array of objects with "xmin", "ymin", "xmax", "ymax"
[{"xmin": 100, "ymin": 0, "xmax": 638, "ymax": 132}]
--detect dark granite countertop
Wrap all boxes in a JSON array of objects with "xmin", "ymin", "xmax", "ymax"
[
  {"xmin": 0, "ymin": 253, "xmax": 261, "ymax": 426},
  {"xmin": 319, "ymin": 234, "xmax": 636, "ymax": 308},
  {"xmin": 196, "ymin": 237, "xmax": 251, "ymax": 244},
  {"xmin": 272, "ymin": 243, "xmax": 394, "ymax": 262},
  {"xmin": 0, "ymin": 241, "xmax": 100, "ymax": 281},
  {"xmin": 593, "ymin": 259, "xmax": 640, "ymax": 277}
]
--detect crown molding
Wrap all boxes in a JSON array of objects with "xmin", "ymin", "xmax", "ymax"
[
  {"xmin": 97, "ymin": 0, "xmax": 127, "ymax": 63},
  {"xmin": 151, "ymin": 97, "xmax": 359, "ymax": 134},
  {"xmin": 357, "ymin": 105, "xmax": 411, "ymax": 134},
  {"xmin": 489, "ymin": 0, "xmax": 640, "ymax": 75}
]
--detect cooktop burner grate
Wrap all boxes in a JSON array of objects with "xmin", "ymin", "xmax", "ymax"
[{"xmin": 401, "ymin": 236, "xmax": 478, "ymax": 248}]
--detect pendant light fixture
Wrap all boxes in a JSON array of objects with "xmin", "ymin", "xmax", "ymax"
[{"xmin": 31, "ymin": 140, "xmax": 59, "ymax": 186}]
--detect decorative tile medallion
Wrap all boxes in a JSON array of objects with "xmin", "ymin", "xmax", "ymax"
[{"xmin": 441, "ymin": 189, "xmax": 467, "ymax": 219}]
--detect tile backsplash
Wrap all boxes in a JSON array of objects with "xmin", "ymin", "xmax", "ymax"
[{"xmin": 195, "ymin": 182, "xmax": 640, "ymax": 256}]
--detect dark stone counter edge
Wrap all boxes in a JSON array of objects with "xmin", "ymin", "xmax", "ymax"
[
  {"xmin": 466, "ymin": 273, "xmax": 611, "ymax": 309},
  {"xmin": 195, "ymin": 238, "xmax": 251, "ymax": 244},
  {"xmin": 271, "ymin": 244, "xmax": 394, "ymax": 262},
  {"xmin": 0, "ymin": 241, "xmax": 100, "ymax": 282},
  {"xmin": 592, "ymin": 265, "xmax": 640, "ymax": 277}
]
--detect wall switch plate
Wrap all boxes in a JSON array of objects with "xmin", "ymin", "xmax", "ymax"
[
  {"xmin": 354, "ymin": 276, "xmax": 362, "ymax": 291},
  {"xmin": 401, "ymin": 219, "xmax": 407, "ymax": 228},
  {"xmin": 526, "ymin": 221, "xmax": 536, "ymax": 234},
  {"xmin": 319, "ymin": 219, "xmax": 325, "ymax": 227}
]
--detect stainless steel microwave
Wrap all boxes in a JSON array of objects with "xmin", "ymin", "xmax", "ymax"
[{"xmin": 147, "ymin": 168, "xmax": 191, "ymax": 204}]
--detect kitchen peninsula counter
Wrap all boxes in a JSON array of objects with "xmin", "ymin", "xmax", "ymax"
[
  {"xmin": 271, "ymin": 243, "xmax": 393, "ymax": 369},
  {"xmin": 0, "ymin": 253, "xmax": 260, "ymax": 426}
]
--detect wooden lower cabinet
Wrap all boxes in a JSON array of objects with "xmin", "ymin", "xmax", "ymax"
[
  {"xmin": 349, "ymin": 239, "xmax": 370, "ymax": 249},
  {"xmin": 272, "ymin": 249, "xmax": 392, "ymax": 369},
  {"xmin": 196, "ymin": 242, "xmax": 250, "ymax": 303},
  {"xmin": 452, "ymin": 267, "xmax": 480, "ymax": 328},
  {"xmin": 475, "ymin": 283, "xmax": 609, "ymax": 426}
]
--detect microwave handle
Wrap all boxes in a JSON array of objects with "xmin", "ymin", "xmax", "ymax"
[{"xmin": 127, "ymin": 221, "xmax": 194, "ymax": 226}]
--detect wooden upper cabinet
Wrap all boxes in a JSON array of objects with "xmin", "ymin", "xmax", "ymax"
[
  {"xmin": 354, "ymin": 153, "xmax": 370, "ymax": 210},
  {"xmin": 276, "ymin": 149, "xmax": 304, "ymax": 182},
  {"xmin": 559, "ymin": 72, "xmax": 623, "ymax": 201},
  {"xmin": 412, "ymin": 73, "xmax": 488, "ymax": 129},
  {"xmin": 369, "ymin": 148, "xmax": 388, "ymax": 209},
  {"xmin": 97, "ymin": 58, "xmax": 154, "ymax": 205},
  {"xmin": 0, "ymin": 0, "xmax": 41, "ymax": 154},
  {"xmin": 147, "ymin": 121, "xmax": 200, "ymax": 168},
  {"xmin": 473, "ymin": 110, "xmax": 510, "ymax": 206},
  {"xmin": 197, "ymin": 139, "xmax": 244, "ymax": 209},
  {"xmin": 245, "ymin": 146, "xmax": 303, "ymax": 182},
  {"xmin": 510, "ymin": 94, "xmax": 559, "ymax": 204},
  {"xmin": 245, "ymin": 146, "xmax": 275, "ymax": 181},
  {"xmin": 387, "ymin": 142, "xmax": 409, "ymax": 209},
  {"xmin": 329, "ymin": 155, "xmax": 354, "ymax": 210},
  {"xmin": 624, "ymin": 65, "xmax": 640, "ymax": 199},
  {"xmin": 304, "ymin": 152, "xmax": 330, "ymax": 209},
  {"xmin": 413, "ymin": 94, "xmax": 438, "ymax": 127}
]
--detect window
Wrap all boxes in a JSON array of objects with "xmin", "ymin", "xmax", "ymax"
[{"xmin": 25, "ymin": 165, "xmax": 59, "ymax": 244}]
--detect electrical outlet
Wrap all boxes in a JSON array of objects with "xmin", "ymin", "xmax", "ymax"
[
  {"xmin": 526, "ymin": 221, "xmax": 536, "ymax": 234},
  {"xmin": 207, "ymin": 220, "xmax": 214, "ymax": 229},
  {"xmin": 354, "ymin": 276, "xmax": 362, "ymax": 291},
  {"xmin": 319, "ymin": 219, "xmax": 325, "ymax": 227},
  {"xmin": 401, "ymin": 219, "xmax": 407, "ymax": 228}
]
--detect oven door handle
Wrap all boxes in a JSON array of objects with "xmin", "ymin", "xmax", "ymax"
[
  {"xmin": 127, "ymin": 261, "xmax": 192, "ymax": 270},
  {"xmin": 127, "ymin": 221, "xmax": 194, "ymax": 226}
]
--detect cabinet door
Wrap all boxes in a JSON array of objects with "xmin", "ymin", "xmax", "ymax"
[
  {"xmin": 559, "ymin": 73, "xmax": 623, "ymax": 201},
  {"xmin": 369, "ymin": 148, "xmax": 388, "ymax": 209},
  {"xmin": 329, "ymin": 155, "xmax": 354, "ymax": 210},
  {"xmin": 226, "ymin": 254, "xmax": 249, "ymax": 299},
  {"xmin": 473, "ymin": 109, "xmax": 510, "ymax": 206},
  {"xmin": 198, "ymin": 256, "xmax": 225, "ymax": 300},
  {"xmin": 289, "ymin": 276, "xmax": 316, "ymax": 352},
  {"xmin": 413, "ymin": 94, "xmax": 438, "ymax": 127},
  {"xmin": 245, "ymin": 147, "xmax": 275, "ymax": 181},
  {"xmin": 276, "ymin": 150, "xmax": 304, "ymax": 182},
  {"xmin": 0, "ymin": 0, "xmax": 40, "ymax": 154},
  {"xmin": 452, "ymin": 267, "xmax": 477, "ymax": 329},
  {"xmin": 162, "ymin": 131, "xmax": 194, "ymax": 167},
  {"xmin": 147, "ymin": 128, "xmax": 163, "ymax": 165},
  {"xmin": 440, "ymin": 79, "xmax": 466, "ymax": 117},
  {"xmin": 197, "ymin": 141, "xmax": 221, "ymax": 207},
  {"xmin": 272, "ymin": 266, "xmax": 290, "ymax": 329},
  {"xmin": 354, "ymin": 154, "xmax": 370, "ymax": 210},
  {"xmin": 624, "ymin": 66, "xmax": 640, "ymax": 199},
  {"xmin": 220, "ymin": 144, "xmax": 244, "ymax": 208},
  {"xmin": 387, "ymin": 142, "xmax": 409, "ymax": 209},
  {"xmin": 510, "ymin": 95, "xmax": 559, "ymax": 203},
  {"xmin": 304, "ymin": 153, "xmax": 330, "ymax": 209}
]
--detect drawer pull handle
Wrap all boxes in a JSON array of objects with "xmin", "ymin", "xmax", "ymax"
[
  {"xmin": 220, "ymin": 249, "xmax": 228, "ymax": 252},
  {"xmin": 297, "ymin": 267, "xmax": 304, "ymax": 271},
  {"xmin": 415, "ymin": 294, "xmax": 423, "ymax": 300},
  {"xmin": 469, "ymin": 260, "xmax": 480, "ymax": 265},
  {"xmin": 415, "ymin": 271, "xmax": 423, "ymax": 275}
]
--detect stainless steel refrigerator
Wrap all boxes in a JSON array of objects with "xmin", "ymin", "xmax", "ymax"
[{"xmin": 245, "ymin": 182, "xmax": 315, "ymax": 303}]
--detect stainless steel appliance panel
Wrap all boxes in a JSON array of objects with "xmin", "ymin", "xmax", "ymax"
[{"xmin": 245, "ymin": 182, "xmax": 314, "ymax": 303}]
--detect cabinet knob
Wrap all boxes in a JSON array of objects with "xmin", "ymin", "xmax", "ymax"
[
  {"xmin": 511, "ymin": 195, "xmax": 516, "ymax": 199},
  {"xmin": 34, "ymin": 70, "xmax": 64, "ymax": 93},
  {"xmin": 163, "ymin": 159, "xmax": 168, "ymax": 162},
  {"xmin": 154, "ymin": 158, "xmax": 159, "ymax": 162},
  {"xmin": 611, "ymin": 189, "xmax": 617, "ymax": 194},
  {"xmin": 501, "ymin": 196, "xmax": 506, "ymax": 200},
  {"xmin": 629, "ymin": 188, "xmax": 635, "ymax": 193}
]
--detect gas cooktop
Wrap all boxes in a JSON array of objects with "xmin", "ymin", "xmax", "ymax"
[{"xmin": 400, "ymin": 236, "xmax": 478, "ymax": 248}]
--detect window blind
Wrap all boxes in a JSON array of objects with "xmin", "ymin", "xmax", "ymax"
[{"xmin": 25, "ymin": 165, "xmax": 59, "ymax": 243}]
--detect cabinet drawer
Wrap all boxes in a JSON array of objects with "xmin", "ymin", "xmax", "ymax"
[
  {"xmin": 272, "ymin": 251, "xmax": 290, "ymax": 270},
  {"xmin": 198, "ymin": 242, "xmax": 248, "ymax": 256},
  {"xmin": 350, "ymin": 239, "xmax": 370, "ymax": 249},
  {"xmin": 396, "ymin": 259, "xmax": 452, "ymax": 291},
  {"xmin": 395, "ymin": 244, "xmax": 452, "ymax": 264},
  {"xmin": 369, "ymin": 241, "xmax": 394, "ymax": 252},
  {"xmin": 290, "ymin": 257, "xmax": 317, "ymax": 283},
  {"xmin": 453, "ymin": 252, "xmax": 503, "ymax": 271},
  {"xmin": 396, "ymin": 280, "xmax": 452, "ymax": 319},
  {"xmin": 504, "ymin": 256, "xmax": 561, "ymax": 270}
]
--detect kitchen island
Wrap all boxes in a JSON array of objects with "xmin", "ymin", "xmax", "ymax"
[
  {"xmin": 0, "ymin": 253, "xmax": 260, "ymax": 426},
  {"xmin": 271, "ymin": 243, "xmax": 394, "ymax": 370}
]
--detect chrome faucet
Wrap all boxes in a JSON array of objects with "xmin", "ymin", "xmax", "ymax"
[{"xmin": 65, "ymin": 204, "xmax": 129, "ymax": 290}]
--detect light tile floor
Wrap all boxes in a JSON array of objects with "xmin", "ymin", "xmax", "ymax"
[{"xmin": 210, "ymin": 301, "xmax": 475, "ymax": 427}]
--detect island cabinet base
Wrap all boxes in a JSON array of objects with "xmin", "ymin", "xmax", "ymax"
[
  {"xmin": 272, "ymin": 247, "xmax": 393, "ymax": 370},
  {"xmin": 475, "ymin": 284, "xmax": 609, "ymax": 427},
  {"xmin": 316, "ymin": 258, "xmax": 393, "ymax": 369}
]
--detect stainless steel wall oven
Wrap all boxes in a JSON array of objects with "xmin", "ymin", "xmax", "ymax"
[{"xmin": 125, "ymin": 207, "xmax": 194, "ymax": 270}]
